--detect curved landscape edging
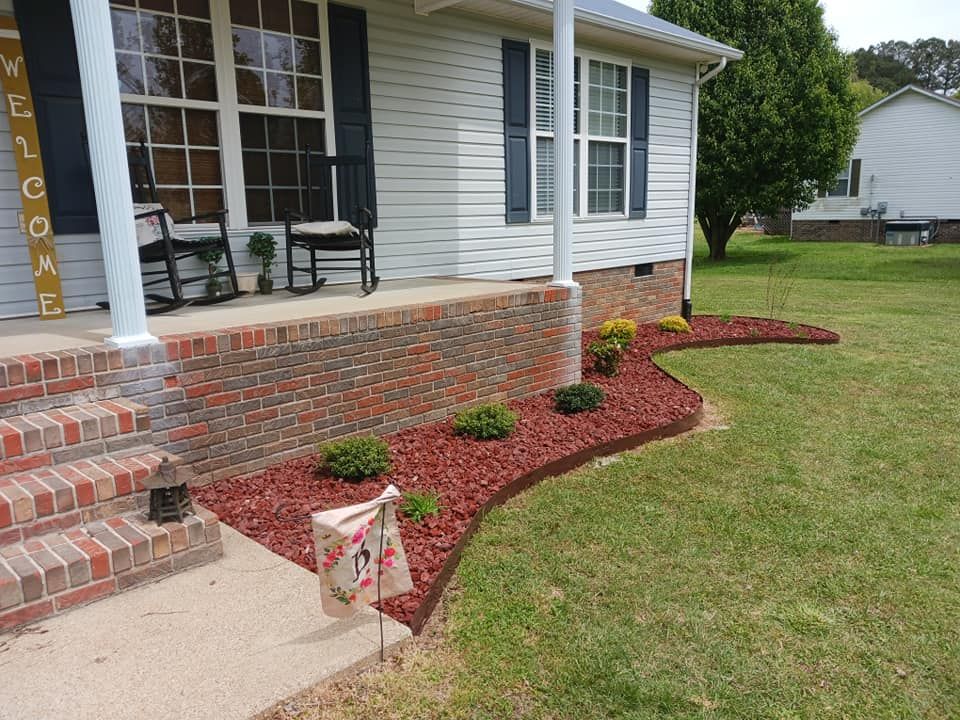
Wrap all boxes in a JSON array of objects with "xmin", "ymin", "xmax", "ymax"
[{"xmin": 407, "ymin": 330, "xmax": 839, "ymax": 635}]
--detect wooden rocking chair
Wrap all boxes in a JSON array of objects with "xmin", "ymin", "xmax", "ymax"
[
  {"xmin": 283, "ymin": 143, "xmax": 378, "ymax": 295},
  {"xmin": 108, "ymin": 142, "xmax": 242, "ymax": 315}
]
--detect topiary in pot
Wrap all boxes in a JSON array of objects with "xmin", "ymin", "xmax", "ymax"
[
  {"xmin": 197, "ymin": 245, "xmax": 223, "ymax": 299},
  {"xmin": 587, "ymin": 339, "xmax": 624, "ymax": 377},
  {"xmin": 658, "ymin": 315, "xmax": 692, "ymax": 333},
  {"xmin": 554, "ymin": 382, "xmax": 605, "ymax": 414},
  {"xmin": 452, "ymin": 403, "xmax": 518, "ymax": 440},
  {"xmin": 247, "ymin": 232, "xmax": 277, "ymax": 294},
  {"xmin": 318, "ymin": 436, "xmax": 391, "ymax": 481},
  {"xmin": 598, "ymin": 318, "xmax": 637, "ymax": 348}
]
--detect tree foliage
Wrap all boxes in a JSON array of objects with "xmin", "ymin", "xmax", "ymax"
[
  {"xmin": 849, "ymin": 77, "xmax": 887, "ymax": 111},
  {"xmin": 650, "ymin": 0, "xmax": 859, "ymax": 260},
  {"xmin": 854, "ymin": 39, "xmax": 960, "ymax": 96}
]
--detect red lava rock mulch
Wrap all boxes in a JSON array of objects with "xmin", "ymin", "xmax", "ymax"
[{"xmin": 193, "ymin": 316, "xmax": 838, "ymax": 629}]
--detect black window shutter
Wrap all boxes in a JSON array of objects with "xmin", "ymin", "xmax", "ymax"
[
  {"xmin": 14, "ymin": 0, "xmax": 98, "ymax": 235},
  {"xmin": 629, "ymin": 67, "xmax": 650, "ymax": 219},
  {"xmin": 328, "ymin": 3, "xmax": 377, "ymax": 227},
  {"xmin": 502, "ymin": 39, "xmax": 530, "ymax": 224},
  {"xmin": 848, "ymin": 159, "xmax": 861, "ymax": 197}
]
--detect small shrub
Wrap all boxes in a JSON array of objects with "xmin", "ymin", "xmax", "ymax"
[
  {"xmin": 453, "ymin": 403, "xmax": 518, "ymax": 440},
  {"xmin": 719, "ymin": 312, "xmax": 732, "ymax": 324},
  {"xmin": 401, "ymin": 491, "xmax": 441, "ymax": 523},
  {"xmin": 658, "ymin": 315, "xmax": 691, "ymax": 334},
  {"xmin": 554, "ymin": 383, "xmax": 605, "ymax": 414},
  {"xmin": 587, "ymin": 339, "xmax": 624, "ymax": 377},
  {"xmin": 318, "ymin": 436, "xmax": 391, "ymax": 481},
  {"xmin": 598, "ymin": 318, "xmax": 637, "ymax": 348}
]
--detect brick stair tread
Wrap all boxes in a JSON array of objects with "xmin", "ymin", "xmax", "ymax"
[
  {"xmin": 0, "ymin": 506, "xmax": 221, "ymax": 630},
  {"xmin": 0, "ymin": 450, "xmax": 186, "ymax": 543},
  {"xmin": 0, "ymin": 398, "xmax": 148, "ymax": 464}
]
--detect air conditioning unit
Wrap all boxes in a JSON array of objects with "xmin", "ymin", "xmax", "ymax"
[{"xmin": 884, "ymin": 221, "xmax": 931, "ymax": 246}]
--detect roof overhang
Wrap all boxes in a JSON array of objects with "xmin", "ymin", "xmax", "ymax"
[{"xmin": 413, "ymin": 0, "xmax": 742, "ymax": 64}]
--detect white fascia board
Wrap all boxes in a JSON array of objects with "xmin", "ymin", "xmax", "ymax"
[{"xmin": 414, "ymin": 0, "xmax": 464, "ymax": 15}]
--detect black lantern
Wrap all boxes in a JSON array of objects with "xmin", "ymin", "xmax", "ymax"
[{"xmin": 143, "ymin": 457, "xmax": 194, "ymax": 525}]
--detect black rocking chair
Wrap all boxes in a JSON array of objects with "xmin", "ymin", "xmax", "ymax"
[
  {"xmin": 110, "ymin": 142, "xmax": 242, "ymax": 315},
  {"xmin": 283, "ymin": 143, "xmax": 379, "ymax": 295}
]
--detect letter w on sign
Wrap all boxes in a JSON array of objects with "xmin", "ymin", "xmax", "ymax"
[{"xmin": 312, "ymin": 484, "xmax": 413, "ymax": 619}]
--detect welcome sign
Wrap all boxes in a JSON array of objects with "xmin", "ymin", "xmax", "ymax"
[{"xmin": 0, "ymin": 16, "xmax": 65, "ymax": 319}]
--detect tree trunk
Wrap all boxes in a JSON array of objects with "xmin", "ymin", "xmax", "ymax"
[{"xmin": 697, "ymin": 210, "xmax": 743, "ymax": 261}]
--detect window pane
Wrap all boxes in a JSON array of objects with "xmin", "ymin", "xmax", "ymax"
[
  {"xmin": 230, "ymin": 0, "xmax": 260, "ymax": 27},
  {"xmin": 145, "ymin": 57, "xmax": 182, "ymax": 98},
  {"xmin": 535, "ymin": 49, "xmax": 581, "ymax": 135},
  {"xmin": 297, "ymin": 76, "xmax": 323, "ymax": 111},
  {"xmin": 179, "ymin": 19, "xmax": 214, "ymax": 61},
  {"xmin": 124, "ymin": 103, "xmax": 223, "ymax": 223},
  {"xmin": 184, "ymin": 62, "xmax": 217, "ymax": 101},
  {"xmin": 141, "ymin": 0, "xmax": 174, "ymax": 11},
  {"xmin": 141, "ymin": 13, "xmax": 179, "ymax": 56},
  {"xmin": 261, "ymin": 0, "xmax": 291, "ymax": 33},
  {"xmin": 295, "ymin": 39, "xmax": 322, "ymax": 75},
  {"xmin": 233, "ymin": 27, "xmax": 263, "ymax": 67},
  {"xmin": 236, "ymin": 68, "xmax": 266, "ymax": 105},
  {"xmin": 588, "ymin": 60, "xmax": 627, "ymax": 138},
  {"xmin": 263, "ymin": 32, "xmax": 293, "ymax": 71},
  {"xmin": 587, "ymin": 141, "xmax": 624, "ymax": 214},
  {"xmin": 292, "ymin": 0, "xmax": 319, "ymax": 36},
  {"xmin": 178, "ymin": 0, "xmax": 211, "ymax": 20},
  {"xmin": 116, "ymin": 53, "xmax": 145, "ymax": 95},
  {"xmin": 239, "ymin": 112, "xmax": 325, "ymax": 223},
  {"xmin": 111, "ymin": 9, "xmax": 141, "ymax": 51},
  {"xmin": 535, "ymin": 137, "xmax": 579, "ymax": 216}
]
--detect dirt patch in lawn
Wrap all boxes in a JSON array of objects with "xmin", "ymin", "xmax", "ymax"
[{"xmin": 194, "ymin": 316, "xmax": 838, "ymax": 630}]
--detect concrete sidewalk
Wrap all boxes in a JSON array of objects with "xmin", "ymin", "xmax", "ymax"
[{"xmin": 0, "ymin": 525, "xmax": 410, "ymax": 720}]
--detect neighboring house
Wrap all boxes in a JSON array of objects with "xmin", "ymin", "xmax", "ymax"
[
  {"xmin": 793, "ymin": 85, "xmax": 960, "ymax": 243},
  {"xmin": 0, "ymin": 0, "xmax": 740, "ymax": 324}
]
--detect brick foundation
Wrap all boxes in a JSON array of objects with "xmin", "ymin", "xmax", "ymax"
[
  {"xmin": 526, "ymin": 261, "xmax": 684, "ymax": 330},
  {"xmin": 792, "ymin": 219, "xmax": 960, "ymax": 243},
  {"xmin": 0, "ymin": 286, "xmax": 580, "ymax": 485}
]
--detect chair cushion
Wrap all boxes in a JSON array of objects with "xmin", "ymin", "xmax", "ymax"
[
  {"xmin": 292, "ymin": 220, "xmax": 359, "ymax": 237},
  {"xmin": 133, "ymin": 203, "xmax": 177, "ymax": 247}
]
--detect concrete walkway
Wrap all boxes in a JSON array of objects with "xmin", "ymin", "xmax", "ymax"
[{"xmin": 0, "ymin": 525, "xmax": 411, "ymax": 720}]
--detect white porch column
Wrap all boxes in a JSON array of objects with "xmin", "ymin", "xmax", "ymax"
[
  {"xmin": 550, "ymin": 0, "xmax": 577, "ymax": 287},
  {"xmin": 70, "ymin": 0, "xmax": 156, "ymax": 348}
]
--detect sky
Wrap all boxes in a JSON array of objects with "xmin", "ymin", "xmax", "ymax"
[{"xmin": 628, "ymin": 1, "xmax": 960, "ymax": 52}]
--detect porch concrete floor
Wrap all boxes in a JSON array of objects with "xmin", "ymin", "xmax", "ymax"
[
  {"xmin": 0, "ymin": 524, "xmax": 411, "ymax": 720},
  {"xmin": 2, "ymin": 277, "xmax": 544, "ymax": 356}
]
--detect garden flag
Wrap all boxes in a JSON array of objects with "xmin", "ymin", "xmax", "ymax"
[{"xmin": 311, "ymin": 484, "xmax": 413, "ymax": 619}]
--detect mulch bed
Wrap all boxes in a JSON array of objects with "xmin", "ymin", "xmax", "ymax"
[{"xmin": 194, "ymin": 316, "xmax": 838, "ymax": 628}]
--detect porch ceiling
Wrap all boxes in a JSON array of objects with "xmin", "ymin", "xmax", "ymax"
[{"xmin": 0, "ymin": 278, "xmax": 545, "ymax": 357}]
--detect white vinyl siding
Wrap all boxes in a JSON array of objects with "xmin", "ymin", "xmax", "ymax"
[
  {"xmin": 0, "ymin": 0, "xmax": 697, "ymax": 317},
  {"xmin": 796, "ymin": 89, "xmax": 960, "ymax": 221}
]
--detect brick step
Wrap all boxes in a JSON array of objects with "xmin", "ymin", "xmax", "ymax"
[
  {"xmin": 0, "ymin": 507, "xmax": 222, "ymax": 632},
  {"xmin": 0, "ymin": 398, "xmax": 151, "ymax": 474},
  {"xmin": 0, "ymin": 450, "xmax": 186, "ymax": 544}
]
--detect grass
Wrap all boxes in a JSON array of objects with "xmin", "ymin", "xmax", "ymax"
[{"xmin": 280, "ymin": 234, "xmax": 960, "ymax": 720}]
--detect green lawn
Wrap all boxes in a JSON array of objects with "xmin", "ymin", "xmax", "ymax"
[{"xmin": 284, "ymin": 235, "xmax": 960, "ymax": 720}]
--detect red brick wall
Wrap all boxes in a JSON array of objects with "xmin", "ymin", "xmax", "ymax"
[
  {"xmin": 0, "ymin": 287, "xmax": 580, "ymax": 485},
  {"xmin": 792, "ymin": 219, "xmax": 960, "ymax": 243}
]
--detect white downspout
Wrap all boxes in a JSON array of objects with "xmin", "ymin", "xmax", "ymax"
[{"xmin": 682, "ymin": 56, "xmax": 727, "ymax": 320}]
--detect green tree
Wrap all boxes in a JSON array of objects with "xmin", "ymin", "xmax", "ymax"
[
  {"xmin": 650, "ymin": 0, "xmax": 859, "ymax": 260},
  {"xmin": 850, "ymin": 77, "xmax": 886, "ymax": 111},
  {"xmin": 852, "ymin": 47, "xmax": 916, "ymax": 94}
]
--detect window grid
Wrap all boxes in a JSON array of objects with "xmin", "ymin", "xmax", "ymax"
[
  {"xmin": 826, "ymin": 163, "xmax": 850, "ymax": 197},
  {"xmin": 532, "ymin": 47, "xmax": 630, "ymax": 218}
]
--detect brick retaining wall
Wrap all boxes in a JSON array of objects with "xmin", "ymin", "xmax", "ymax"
[
  {"xmin": 792, "ymin": 219, "xmax": 960, "ymax": 243},
  {"xmin": 0, "ymin": 286, "xmax": 580, "ymax": 485},
  {"xmin": 526, "ymin": 261, "xmax": 684, "ymax": 330}
]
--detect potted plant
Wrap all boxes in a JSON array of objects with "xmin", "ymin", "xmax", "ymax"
[
  {"xmin": 247, "ymin": 232, "xmax": 277, "ymax": 295},
  {"xmin": 197, "ymin": 244, "xmax": 223, "ymax": 299}
]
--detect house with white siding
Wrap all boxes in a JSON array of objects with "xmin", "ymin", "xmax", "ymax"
[
  {"xmin": 793, "ymin": 85, "xmax": 960, "ymax": 243},
  {"xmin": 0, "ymin": 0, "xmax": 742, "ymax": 629}
]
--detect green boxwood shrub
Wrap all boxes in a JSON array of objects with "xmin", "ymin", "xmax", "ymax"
[
  {"xmin": 587, "ymin": 339, "xmax": 624, "ymax": 377},
  {"xmin": 452, "ymin": 403, "xmax": 518, "ymax": 440},
  {"xmin": 554, "ymin": 382, "xmax": 605, "ymax": 414},
  {"xmin": 318, "ymin": 436, "xmax": 391, "ymax": 481}
]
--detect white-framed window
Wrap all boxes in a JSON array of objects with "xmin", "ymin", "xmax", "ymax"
[
  {"xmin": 531, "ymin": 45, "xmax": 630, "ymax": 219},
  {"xmin": 825, "ymin": 162, "xmax": 850, "ymax": 197},
  {"xmin": 110, "ymin": 0, "xmax": 336, "ymax": 228}
]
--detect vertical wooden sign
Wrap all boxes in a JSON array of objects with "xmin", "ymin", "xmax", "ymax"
[{"xmin": 0, "ymin": 16, "xmax": 66, "ymax": 319}]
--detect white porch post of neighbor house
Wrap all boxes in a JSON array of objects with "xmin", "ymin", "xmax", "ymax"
[
  {"xmin": 70, "ymin": 0, "xmax": 156, "ymax": 348},
  {"xmin": 550, "ymin": 0, "xmax": 577, "ymax": 288}
]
